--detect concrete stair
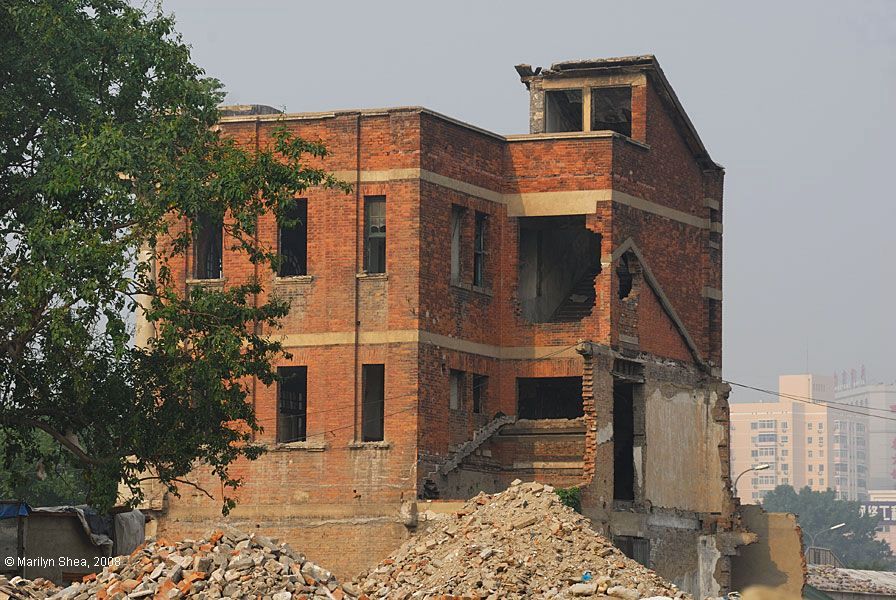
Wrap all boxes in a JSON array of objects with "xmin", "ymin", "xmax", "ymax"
[
  {"xmin": 436, "ymin": 414, "xmax": 517, "ymax": 475},
  {"xmin": 550, "ymin": 268, "xmax": 599, "ymax": 322}
]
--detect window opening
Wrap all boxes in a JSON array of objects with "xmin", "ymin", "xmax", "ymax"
[
  {"xmin": 545, "ymin": 89, "xmax": 584, "ymax": 133},
  {"xmin": 590, "ymin": 86, "xmax": 632, "ymax": 137},
  {"xmin": 193, "ymin": 212, "xmax": 223, "ymax": 279},
  {"xmin": 278, "ymin": 366, "xmax": 307, "ymax": 443},
  {"xmin": 473, "ymin": 211, "xmax": 487, "ymax": 287},
  {"xmin": 362, "ymin": 364, "xmax": 385, "ymax": 441},
  {"xmin": 472, "ymin": 374, "xmax": 487, "ymax": 414},
  {"xmin": 279, "ymin": 199, "xmax": 308, "ymax": 277},
  {"xmin": 364, "ymin": 197, "xmax": 386, "ymax": 273}
]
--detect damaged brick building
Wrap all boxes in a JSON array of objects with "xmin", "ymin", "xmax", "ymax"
[{"xmin": 141, "ymin": 56, "xmax": 775, "ymax": 596}]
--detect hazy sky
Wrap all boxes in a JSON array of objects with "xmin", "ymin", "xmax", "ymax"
[{"xmin": 161, "ymin": 0, "xmax": 896, "ymax": 400}]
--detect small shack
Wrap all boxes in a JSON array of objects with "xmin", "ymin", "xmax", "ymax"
[{"xmin": 0, "ymin": 501, "xmax": 144, "ymax": 584}]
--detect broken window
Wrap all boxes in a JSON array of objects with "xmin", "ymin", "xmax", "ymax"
[
  {"xmin": 472, "ymin": 374, "xmax": 487, "ymax": 415},
  {"xmin": 518, "ymin": 216, "xmax": 601, "ymax": 323},
  {"xmin": 450, "ymin": 205, "xmax": 465, "ymax": 283},
  {"xmin": 192, "ymin": 212, "xmax": 223, "ymax": 279},
  {"xmin": 364, "ymin": 196, "xmax": 386, "ymax": 274},
  {"xmin": 590, "ymin": 87, "xmax": 632, "ymax": 137},
  {"xmin": 449, "ymin": 370, "xmax": 464, "ymax": 411},
  {"xmin": 517, "ymin": 377, "xmax": 584, "ymax": 420},
  {"xmin": 613, "ymin": 380, "xmax": 635, "ymax": 501},
  {"xmin": 278, "ymin": 199, "xmax": 308, "ymax": 277},
  {"xmin": 362, "ymin": 364, "xmax": 385, "ymax": 441},
  {"xmin": 473, "ymin": 211, "xmax": 487, "ymax": 287},
  {"xmin": 545, "ymin": 89, "xmax": 583, "ymax": 133},
  {"xmin": 277, "ymin": 366, "xmax": 307, "ymax": 443}
]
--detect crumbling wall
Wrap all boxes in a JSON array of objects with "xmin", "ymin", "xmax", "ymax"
[{"xmin": 731, "ymin": 505, "xmax": 806, "ymax": 594}]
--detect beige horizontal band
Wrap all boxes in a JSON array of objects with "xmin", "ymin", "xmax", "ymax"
[
  {"xmin": 331, "ymin": 168, "xmax": 709, "ymax": 228},
  {"xmin": 274, "ymin": 329, "xmax": 580, "ymax": 361},
  {"xmin": 702, "ymin": 287, "xmax": 723, "ymax": 301}
]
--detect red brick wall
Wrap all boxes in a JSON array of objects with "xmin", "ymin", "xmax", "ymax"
[{"xmin": 156, "ymin": 82, "xmax": 723, "ymax": 546}]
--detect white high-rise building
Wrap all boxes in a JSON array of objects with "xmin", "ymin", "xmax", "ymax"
[{"xmin": 836, "ymin": 370, "xmax": 896, "ymax": 491}]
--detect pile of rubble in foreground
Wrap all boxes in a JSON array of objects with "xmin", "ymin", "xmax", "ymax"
[
  {"xmin": 0, "ymin": 575, "xmax": 57, "ymax": 599},
  {"xmin": 356, "ymin": 480, "xmax": 686, "ymax": 600},
  {"xmin": 46, "ymin": 530, "xmax": 362, "ymax": 600}
]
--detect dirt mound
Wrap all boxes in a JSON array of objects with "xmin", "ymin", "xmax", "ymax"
[{"xmin": 354, "ymin": 480, "xmax": 686, "ymax": 599}]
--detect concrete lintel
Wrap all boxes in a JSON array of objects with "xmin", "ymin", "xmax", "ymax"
[
  {"xmin": 701, "ymin": 287, "xmax": 723, "ymax": 301},
  {"xmin": 702, "ymin": 198, "xmax": 720, "ymax": 210}
]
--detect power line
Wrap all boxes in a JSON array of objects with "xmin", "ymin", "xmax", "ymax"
[
  {"xmin": 726, "ymin": 380, "xmax": 896, "ymax": 424},
  {"xmin": 727, "ymin": 381, "xmax": 895, "ymax": 415}
]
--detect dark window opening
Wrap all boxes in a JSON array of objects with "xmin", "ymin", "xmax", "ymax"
[
  {"xmin": 518, "ymin": 216, "xmax": 601, "ymax": 323},
  {"xmin": 193, "ymin": 212, "xmax": 223, "ymax": 279},
  {"xmin": 617, "ymin": 255, "xmax": 633, "ymax": 299},
  {"xmin": 613, "ymin": 536, "xmax": 649, "ymax": 567},
  {"xmin": 473, "ymin": 211, "xmax": 487, "ymax": 287},
  {"xmin": 517, "ymin": 377, "xmax": 584, "ymax": 420},
  {"xmin": 472, "ymin": 374, "xmax": 488, "ymax": 414},
  {"xmin": 278, "ymin": 199, "xmax": 308, "ymax": 277},
  {"xmin": 278, "ymin": 366, "xmax": 307, "ymax": 443},
  {"xmin": 545, "ymin": 89, "xmax": 583, "ymax": 133},
  {"xmin": 450, "ymin": 205, "xmax": 465, "ymax": 283},
  {"xmin": 614, "ymin": 380, "xmax": 635, "ymax": 501},
  {"xmin": 362, "ymin": 364, "xmax": 385, "ymax": 441},
  {"xmin": 591, "ymin": 87, "xmax": 632, "ymax": 137},
  {"xmin": 364, "ymin": 196, "xmax": 386, "ymax": 274},
  {"xmin": 449, "ymin": 370, "xmax": 464, "ymax": 411}
]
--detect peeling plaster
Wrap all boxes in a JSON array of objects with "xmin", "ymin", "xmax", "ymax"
[{"xmin": 597, "ymin": 423, "xmax": 613, "ymax": 444}]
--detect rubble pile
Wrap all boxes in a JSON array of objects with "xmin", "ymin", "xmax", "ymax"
[
  {"xmin": 807, "ymin": 565, "xmax": 896, "ymax": 595},
  {"xmin": 48, "ymin": 530, "xmax": 361, "ymax": 600},
  {"xmin": 0, "ymin": 576, "xmax": 57, "ymax": 600},
  {"xmin": 356, "ymin": 480, "xmax": 686, "ymax": 599}
]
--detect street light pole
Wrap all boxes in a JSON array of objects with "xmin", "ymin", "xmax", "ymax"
[
  {"xmin": 733, "ymin": 463, "xmax": 771, "ymax": 498},
  {"xmin": 808, "ymin": 522, "xmax": 846, "ymax": 549}
]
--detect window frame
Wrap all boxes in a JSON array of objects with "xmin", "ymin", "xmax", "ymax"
[
  {"xmin": 277, "ymin": 366, "xmax": 308, "ymax": 443},
  {"xmin": 364, "ymin": 196, "xmax": 387, "ymax": 274},
  {"xmin": 278, "ymin": 199, "xmax": 308, "ymax": 277}
]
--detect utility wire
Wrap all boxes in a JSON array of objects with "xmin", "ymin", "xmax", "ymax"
[
  {"xmin": 725, "ymin": 380, "xmax": 896, "ymax": 424},
  {"xmin": 727, "ymin": 381, "xmax": 895, "ymax": 415}
]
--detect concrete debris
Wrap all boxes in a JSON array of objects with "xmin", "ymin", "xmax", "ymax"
[
  {"xmin": 355, "ymin": 481, "xmax": 687, "ymax": 599},
  {"xmin": 0, "ymin": 576, "xmax": 57, "ymax": 600},
  {"xmin": 26, "ymin": 530, "xmax": 358, "ymax": 600},
  {"xmin": 807, "ymin": 564, "xmax": 896, "ymax": 595}
]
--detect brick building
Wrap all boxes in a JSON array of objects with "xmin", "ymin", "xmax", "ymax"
[{"xmin": 142, "ymin": 56, "xmax": 761, "ymax": 595}]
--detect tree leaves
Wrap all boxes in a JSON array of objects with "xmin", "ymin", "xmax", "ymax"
[{"xmin": 0, "ymin": 0, "xmax": 347, "ymax": 513}]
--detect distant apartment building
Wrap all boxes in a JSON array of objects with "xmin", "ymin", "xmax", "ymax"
[
  {"xmin": 835, "ymin": 371, "xmax": 896, "ymax": 491},
  {"xmin": 731, "ymin": 374, "xmax": 868, "ymax": 503}
]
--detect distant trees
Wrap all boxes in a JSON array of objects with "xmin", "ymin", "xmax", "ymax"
[{"xmin": 762, "ymin": 485, "xmax": 895, "ymax": 570}]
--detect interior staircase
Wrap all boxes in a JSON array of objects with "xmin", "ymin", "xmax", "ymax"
[
  {"xmin": 550, "ymin": 268, "xmax": 599, "ymax": 322},
  {"xmin": 435, "ymin": 414, "xmax": 517, "ymax": 476}
]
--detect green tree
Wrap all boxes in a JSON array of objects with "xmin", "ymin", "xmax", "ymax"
[
  {"xmin": 0, "ymin": 430, "xmax": 90, "ymax": 506},
  {"xmin": 762, "ymin": 485, "xmax": 895, "ymax": 570},
  {"xmin": 0, "ymin": 0, "xmax": 347, "ymax": 512}
]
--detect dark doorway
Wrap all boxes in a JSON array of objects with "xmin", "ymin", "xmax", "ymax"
[
  {"xmin": 613, "ymin": 380, "xmax": 635, "ymax": 501},
  {"xmin": 517, "ymin": 377, "xmax": 583, "ymax": 420}
]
